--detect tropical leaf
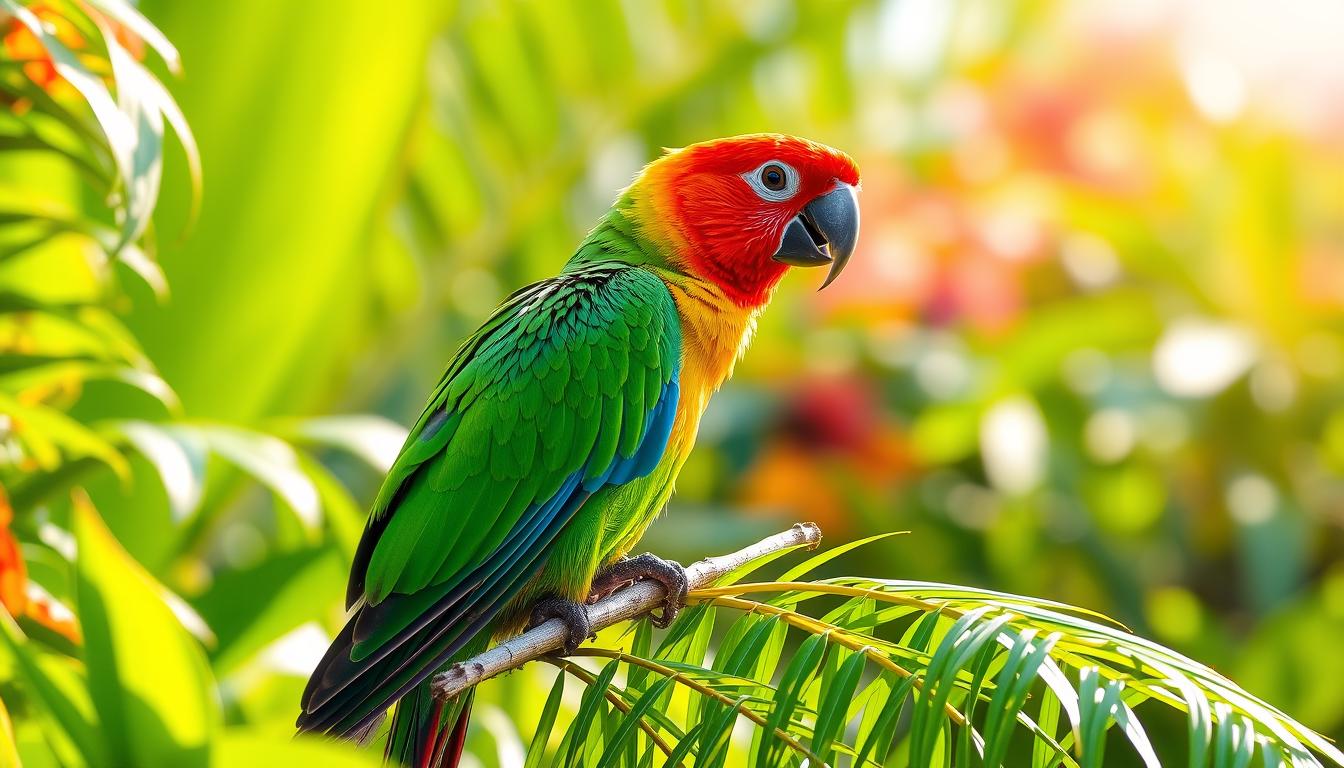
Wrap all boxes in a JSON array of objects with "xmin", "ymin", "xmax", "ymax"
[
  {"xmin": 214, "ymin": 731, "xmax": 381, "ymax": 767},
  {"xmin": 0, "ymin": 0, "xmax": 197, "ymax": 251},
  {"xmin": 0, "ymin": 393, "xmax": 128, "ymax": 477},
  {"xmin": 81, "ymin": 0, "xmax": 181, "ymax": 73},
  {"xmin": 0, "ymin": 358, "xmax": 178, "ymax": 412},
  {"xmin": 191, "ymin": 546, "xmax": 344, "ymax": 676},
  {"xmin": 516, "ymin": 537, "xmax": 1344, "ymax": 768},
  {"xmin": 108, "ymin": 423, "xmax": 324, "ymax": 533},
  {"xmin": 0, "ymin": 692, "xmax": 19, "ymax": 768},
  {"xmin": 73, "ymin": 496, "xmax": 220, "ymax": 767},
  {"xmin": 0, "ymin": 609, "xmax": 105, "ymax": 767},
  {"xmin": 272, "ymin": 414, "xmax": 409, "ymax": 474},
  {"xmin": 522, "ymin": 672, "xmax": 566, "ymax": 768},
  {"xmin": 113, "ymin": 419, "xmax": 203, "ymax": 520}
]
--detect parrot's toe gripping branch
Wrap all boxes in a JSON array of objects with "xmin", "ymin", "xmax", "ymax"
[
  {"xmin": 529, "ymin": 596, "xmax": 595, "ymax": 655},
  {"xmin": 590, "ymin": 553, "xmax": 689, "ymax": 629},
  {"xmin": 430, "ymin": 525, "xmax": 823, "ymax": 703}
]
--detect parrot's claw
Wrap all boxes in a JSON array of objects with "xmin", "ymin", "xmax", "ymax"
[
  {"xmin": 530, "ymin": 596, "xmax": 594, "ymax": 656},
  {"xmin": 589, "ymin": 553, "xmax": 688, "ymax": 629}
]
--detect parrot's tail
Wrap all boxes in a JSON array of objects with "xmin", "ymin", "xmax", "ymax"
[
  {"xmin": 297, "ymin": 607, "xmax": 491, "ymax": 767},
  {"xmin": 386, "ymin": 681, "xmax": 474, "ymax": 768}
]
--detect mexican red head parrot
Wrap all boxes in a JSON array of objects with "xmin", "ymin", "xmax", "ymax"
[{"xmin": 297, "ymin": 133, "xmax": 861, "ymax": 766}]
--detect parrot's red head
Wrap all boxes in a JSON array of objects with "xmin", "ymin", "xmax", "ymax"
[{"xmin": 630, "ymin": 134, "xmax": 861, "ymax": 308}]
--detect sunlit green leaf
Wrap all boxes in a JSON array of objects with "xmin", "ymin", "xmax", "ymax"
[
  {"xmin": 82, "ymin": 0, "xmax": 182, "ymax": 73},
  {"xmin": 811, "ymin": 646, "xmax": 866, "ymax": 764},
  {"xmin": 275, "ymin": 415, "xmax": 409, "ymax": 474},
  {"xmin": 171, "ymin": 425, "xmax": 321, "ymax": 532},
  {"xmin": 562, "ymin": 660, "xmax": 618, "ymax": 768},
  {"xmin": 522, "ymin": 673, "xmax": 565, "ymax": 768},
  {"xmin": 112, "ymin": 420, "xmax": 203, "ymax": 521},
  {"xmin": 596, "ymin": 678, "xmax": 673, "ymax": 768},
  {"xmin": 0, "ymin": 611, "xmax": 104, "ymax": 767},
  {"xmin": 0, "ymin": 394, "xmax": 128, "ymax": 478},
  {"xmin": 777, "ymin": 530, "xmax": 906, "ymax": 583},
  {"xmin": 0, "ymin": 692, "xmax": 20, "ymax": 768},
  {"xmin": 192, "ymin": 546, "xmax": 344, "ymax": 676},
  {"xmin": 74, "ymin": 498, "xmax": 219, "ymax": 766},
  {"xmin": 214, "ymin": 731, "xmax": 381, "ymax": 767}
]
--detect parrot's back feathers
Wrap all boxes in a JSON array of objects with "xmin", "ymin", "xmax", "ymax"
[{"xmin": 297, "ymin": 263, "xmax": 683, "ymax": 739}]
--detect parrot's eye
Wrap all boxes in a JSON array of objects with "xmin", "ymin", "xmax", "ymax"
[
  {"xmin": 760, "ymin": 164, "xmax": 786, "ymax": 191},
  {"xmin": 742, "ymin": 160, "xmax": 800, "ymax": 202}
]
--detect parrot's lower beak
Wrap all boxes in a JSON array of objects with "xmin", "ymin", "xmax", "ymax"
[{"xmin": 771, "ymin": 182, "xmax": 860, "ymax": 289}]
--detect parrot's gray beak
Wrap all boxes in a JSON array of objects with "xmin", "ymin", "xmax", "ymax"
[{"xmin": 771, "ymin": 182, "xmax": 860, "ymax": 289}]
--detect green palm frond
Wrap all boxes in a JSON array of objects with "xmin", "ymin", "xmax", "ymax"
[
  {"xmin": 1, "ymin": 0, "xmax": 194, "ymax": 494},
  {"xmin": 519, "ymin": 538, "xmax": 1344, "ymax": 768},
  {"xmin": 0, "ymin": 0, "xmax": 198, "ymax": 264}
]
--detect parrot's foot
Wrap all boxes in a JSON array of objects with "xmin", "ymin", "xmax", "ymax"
[
  {"xmin": 588, "ymin": 553, "xmax": 688, "ymax": 629},
  {"xmin": 529, "ymin": 596, "xmax": 594, "ymax": 655}
]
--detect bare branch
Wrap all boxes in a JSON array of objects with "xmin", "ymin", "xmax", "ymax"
[{"xmin": 430, "ymin": 522, "xmax": 823, "ymax": 701}]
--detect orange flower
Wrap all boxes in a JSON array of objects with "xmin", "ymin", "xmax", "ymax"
[
  {"xmin": 2, "ymin": 2, "xmax": 83, "ymax": 92},
  {"xmin": 2, "ymin": 1, "xmax": 144, "ymax": 109},
  {"xmin": 0, "ymin": 484, "xmax": 27, "ymax": 616},
  {"xmin": 0, "ymin": 484, "xmax": 80, "ymax": 644}
]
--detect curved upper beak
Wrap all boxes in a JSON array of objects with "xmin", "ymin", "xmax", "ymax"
[{"xmin": 771, "ymin": 182, "xmax": 860, "ymax": 289}]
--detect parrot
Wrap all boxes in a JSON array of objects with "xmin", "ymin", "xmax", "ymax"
[{"xmin": 296, "ymin": 133, "xmax": 861, "ymax": 767}]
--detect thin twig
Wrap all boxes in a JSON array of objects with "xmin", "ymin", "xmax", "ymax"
[{"xmin": 430, "ymin": 522, "xmax": 823, "ymax": 701}]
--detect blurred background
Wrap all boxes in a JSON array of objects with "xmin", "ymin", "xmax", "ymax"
[{"xmin": 4, "ymin": 0, "xmax": 1344, "ymax": 763}]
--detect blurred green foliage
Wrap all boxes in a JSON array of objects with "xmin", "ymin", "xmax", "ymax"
[{"xmin": 2, "ymin": 0, "xmax": 1344, "ymax": 765}]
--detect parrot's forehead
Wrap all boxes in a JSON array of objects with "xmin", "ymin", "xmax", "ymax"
[{"xmin": 667, "ymin": 133, "xmax": 859, "ymax": 186}]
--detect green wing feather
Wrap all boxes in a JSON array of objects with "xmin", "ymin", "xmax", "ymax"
[
  {"xmin": 344, "ymin": 261, "xmax": 682, "ymax": 651},
  {"xmin": 299, "ymin": 262, "xmax": 683, "ymax": 736},
  {"xmin": 295, "ymin": 198, "xmax": 695, "ymax": 742}
]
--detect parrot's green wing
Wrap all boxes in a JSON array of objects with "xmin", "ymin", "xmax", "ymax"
[{"xmin": 297, "ymin": 262, "xmax": 682, "ymax": 735}]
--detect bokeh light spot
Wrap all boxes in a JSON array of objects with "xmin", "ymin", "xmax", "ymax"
[
  {"xmin": 1060, "ymin": 233, "xmax": 1121, "ymax": 290},
  {"xmin": 1227, "ymin": 473, "xmax": 1278, "ymax": 525},
  {"xmin": 1181, "ymin": 50, "xmax": 1247, "ymax": 123},
  {"xmin": 980, "ymin": 396, "xmax": 1047, "ymax": 495},
  {"xmin": 1086, "ymin": 464, "xmax": 1166, "ymax": 534},
  {"xmin": 1062, "ymin": 348, "xmax": 1112, "ymax": 396},
  {"xmin": 1085, "ymin": 408, "xmax": 1137, "ymax": 464},
  {"xmin": 1153, "ymin": 319, "xmax": 1256, "ymax": 397},
  {"xmin": 1147, "ymin": 586, "xmax": 1203, "ymax": 643}
]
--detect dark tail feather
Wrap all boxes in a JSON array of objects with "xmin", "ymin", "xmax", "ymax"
[
  {"xmin": 386, "ymin": 681, "xmax": 474, "ymax": 768},
  {"xmin": 349, "ymin": 711, "xmax": 386, "ymax": 747},
  {"xmin": 441, "ymin": 696, "xmax": 472, "ymax": 768}
]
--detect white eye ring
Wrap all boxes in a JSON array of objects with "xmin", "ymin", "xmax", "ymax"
[{"xmin": 742, "ymin": 160, "xmax": 800, "ymax": 202}]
